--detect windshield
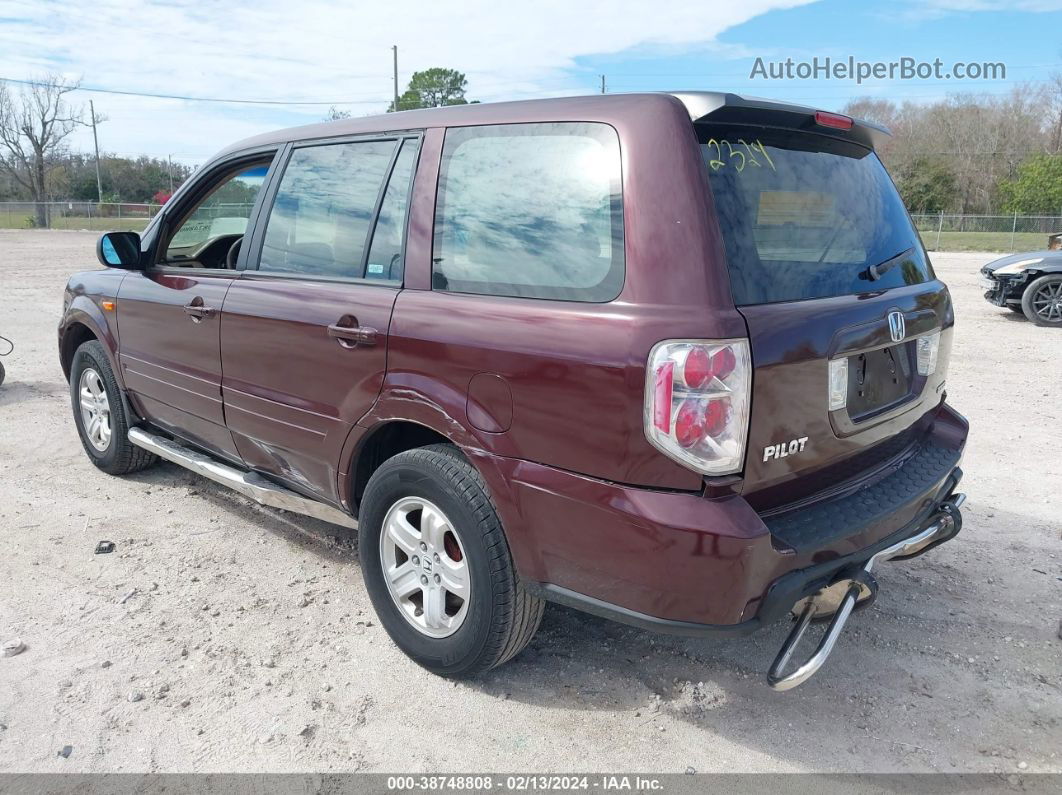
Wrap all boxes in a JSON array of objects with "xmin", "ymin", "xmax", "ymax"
[{"xmin": 700, "ymin": 125, "xmax": 933, "ymax": 305}]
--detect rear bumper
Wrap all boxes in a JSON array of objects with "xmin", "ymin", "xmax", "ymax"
[
  {"xmin": 480, "ymin": 402, "xmax": 968, "ymax": 634},
  {"xmin": 526, "ymin": 467, "xmax": 963, "ymax": 638}
]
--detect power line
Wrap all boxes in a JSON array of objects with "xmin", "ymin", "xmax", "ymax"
[
  {"xmin": 0, "ymin": 74, "xmax": 596, "ymax": 108},
  {"xmin": 0, "ymin": 76, "xmax": 389, "ymax": 106}
]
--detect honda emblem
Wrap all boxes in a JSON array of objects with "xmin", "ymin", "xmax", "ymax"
[{"xmin": 887, "ymin": 311, "xmax": 905, "ymax": 343}]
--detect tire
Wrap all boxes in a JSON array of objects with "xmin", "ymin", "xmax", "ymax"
[
  {"xmin": 69, "ymin": 340, "xmax": 158, "ymax": 475},
  {"xmin": 0, "ymin": 360, "xmax": 5, "ymax": 386},
  {"xmin": 359, "ymin": 443, "xmax": 544, "ymax": 677},
  {"xmin": 1021, "ymin": 274, "xmax": 1062, "ymax": 327}
]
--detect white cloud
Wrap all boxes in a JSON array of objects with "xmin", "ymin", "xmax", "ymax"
[
  {"xmin": 899, "ymin": 0, "xmax": 1062, "ymax": 20},
  {"xmin": 920, "ymin": 0, "xmax": 1062, "ymax": 9},
  {"xmin": 0, "ymin": 0, "xmax": 815, "ymax": 163}
]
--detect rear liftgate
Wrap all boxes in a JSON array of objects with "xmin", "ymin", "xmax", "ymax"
[{"xmin": 766, "ymin": 492, "xmax": 965, "ymax": 691}]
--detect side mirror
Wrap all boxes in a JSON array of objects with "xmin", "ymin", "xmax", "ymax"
[{"xmin": 96, "ymin": 231, "xmax": 143, "ymax": 269}]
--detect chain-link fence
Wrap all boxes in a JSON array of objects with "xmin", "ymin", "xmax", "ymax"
[
  {"xmin": 5, "ymin": 202, "xmax": 1062, "ymax": 254},
  {"xmin": 911, "ymin": 213, "xmax": 1062, "ymax": 253},
  {"xmin": 0, "ymin": 201, "xmax": 162, "ymax": 232}
]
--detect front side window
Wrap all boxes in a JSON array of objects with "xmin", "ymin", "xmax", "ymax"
[
  {"xmin": 432, "ymin": 122, "xmax": 624, "ymax": 302},
  {"xmin": 260, "ymin": 139, "xmax": 396, "ymax": 278},
  {"xmin": 165, "ymin": 163, "xmax": 270, "ymax": 266}
]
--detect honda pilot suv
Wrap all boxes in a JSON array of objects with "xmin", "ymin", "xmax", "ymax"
[{"xmin": 59, "ymin": 93, "xmax": 967, "ymax": 689}]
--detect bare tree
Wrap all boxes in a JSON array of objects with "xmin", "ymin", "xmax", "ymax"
[
  {"xmin": 1044, "ymin": 70, "xmax": 1062, "ymax": 153},
  {"xmin": 324, "ymin": 105, "xmax": 352, "ymax": 121},
  {"xmin": 845, "ymin": 85, "xmax": 1048, "ymax": 214},
  {"xmin": 0, "ymin": 75, "xmax": 97, "ymax": 226}
]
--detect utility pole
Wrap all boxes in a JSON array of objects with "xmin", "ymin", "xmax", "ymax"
[
  {"xmin": 167, "ymin": 154, "xmax": 174, "ymax": 195},
  {"xmin": 392, "ymin": 45, "xmax": 400, "ymax": 112},
  {"xmin": 89, "ymin": 100, "xmax": 103, "ymax": 203},
  {"xmin": 600, "ymin": 75, "xmax": 606, "ymax": 94}
]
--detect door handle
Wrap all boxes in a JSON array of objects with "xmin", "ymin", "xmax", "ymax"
[
  {"xmin": 327, "ymin": 321, "xmax": 378, "ymax": 348},
  {"xmin": 183, "ymin": 299, "xmax": 217, "ymax": 322}
]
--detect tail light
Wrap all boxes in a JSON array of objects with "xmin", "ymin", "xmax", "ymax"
[{"xmin": 644, "ymin": 339, "xmax": 751, "ymax": 475}]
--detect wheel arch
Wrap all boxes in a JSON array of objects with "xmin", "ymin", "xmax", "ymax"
[
  {"xmin": 345, "ymin": 420, "xmax": 456, "ymax": 516},
  {"xmin": 60, "ymin": 317, "xmax": 106, "ymax": 381},
  {"xmin": 341, "ymin": 417, "xmax": 540, "ymax": 581}
]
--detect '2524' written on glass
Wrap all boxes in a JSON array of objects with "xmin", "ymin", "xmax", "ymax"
[{"xmin": 705, "ymin": 139, "xmax": 776, "ymax": 173}]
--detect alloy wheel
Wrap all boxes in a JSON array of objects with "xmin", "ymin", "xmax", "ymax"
[
  {"xmin": 379, "ymin": 497, "xmax": 470, "ymax": 638},
  {"xmin": 78, "ymin": 367, "xmax": 111, "ymax": 452},
  {"xmin": 1031, "ymin": 280, "xmax": 1062, "ymax": 322}
]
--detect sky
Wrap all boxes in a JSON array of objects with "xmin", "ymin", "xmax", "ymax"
[{"xmin": 0, "ymin": 0, "xmax": 1060, "ymax": 166}]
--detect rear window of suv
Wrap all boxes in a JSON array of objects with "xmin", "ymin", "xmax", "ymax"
[{"xmin": 700, "ymin": 125, "xmax": 933, "ymax": 305}]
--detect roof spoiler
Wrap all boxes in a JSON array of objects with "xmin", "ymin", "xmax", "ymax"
[{"xmin": 668, "ymin": 91, "xmax": 891, "ymax": 151}]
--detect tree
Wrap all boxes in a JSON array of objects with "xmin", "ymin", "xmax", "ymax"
[
  {"xmin": 2, "ymin": 150, "xmax": 192, "ymax": 204},
  {"xmin": 998, "ymin": 153, "xmax": 1062, "ymax": 214},
  {"xmin": 0, "ymin": 75, "xmax": 96, "ymax": 226},
  {"xmin": 1045, "ymin": 69, "xmax": 1062, "ymax": 153},
  {"xmin": 842, "ymin": 98, "xmax": 899, "ymax": 130},
  {"xmin": 325, "ymin": 105, "xmax": 351, "ymax": 121},
  {"xmin": 844, "ymin": 86, "xmax": 1047, "ymax": 214},
  {"xmin": 91, "ymin": 155, "xmax": 189, "ymax": 203},
  {"xmin": 898, "ymin": 157, "xmax": 959, "ymax": 213},
  {"xmin": 388, "ymin": 68, "xmax": 472, "ymax": 112}
]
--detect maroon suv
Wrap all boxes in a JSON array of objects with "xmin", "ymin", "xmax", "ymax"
[{"xmin": 58, "ymin": 92, "xmax": 967, "ymax": 689}]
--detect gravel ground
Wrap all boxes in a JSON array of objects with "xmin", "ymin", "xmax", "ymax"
[{"xmin": 0, "ymin": 230, "xmax": 1059, "ymax": 774}]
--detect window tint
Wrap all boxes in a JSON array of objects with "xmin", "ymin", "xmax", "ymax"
[
  {"xmin": 701, "ymin": 125, "xmax": 932, "ymax": 305},
  {"xmin": 167, "ymin": 164, "xmax": 268, "ymax": 259},
  {"xmin": 365, "ymin": 138, "xmax": 419, "ymax": 281},
  {"xmin": 260, "ymin": 140, "xmax": 396, "ymax": 278},
  {"xmin": 433, "ymin": 123, "xmax": 623, "ymax": 302}
]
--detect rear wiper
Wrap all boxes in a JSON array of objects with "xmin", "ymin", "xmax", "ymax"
[{"xmin": 864, "ymin": 248, "xmax": 913, "ymax": 281}]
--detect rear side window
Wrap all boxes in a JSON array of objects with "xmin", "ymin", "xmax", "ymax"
[
  {"xmin": 365, "ymin": 138, "xmax": 419, "ymax": 282},
  {"xmin": 433, "ymin": 122, "xmax": 623, "ymax": 302},
  {"xmin": 701, "ymin": 125, "xmax": 932, "ymax": 305},
  {"xmin": 260, "ymin": 139, "xmax": 395, "ymax": 278}
]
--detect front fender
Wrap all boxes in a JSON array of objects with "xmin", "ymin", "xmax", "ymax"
[
  {"xmin": 59, "ymin": 304, "xmax": 120, "ymax": 383},
  {"xmin": 59, "ymin": 269, "xmax": 127, "ymax": 384}
]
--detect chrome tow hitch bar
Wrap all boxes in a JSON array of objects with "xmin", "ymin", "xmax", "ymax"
[{"xmin": 767, "ymin": 493, "xmax": 966, "ymax": 691}]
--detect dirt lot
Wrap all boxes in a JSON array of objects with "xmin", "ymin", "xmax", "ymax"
[{"xmin": 0, "ymin": 230, "xmax": 1058, "ymax": 774}]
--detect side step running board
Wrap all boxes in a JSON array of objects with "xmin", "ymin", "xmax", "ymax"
[{"xmin": 128, "ymin": 427, "xmax": 357, "ymax": 529}]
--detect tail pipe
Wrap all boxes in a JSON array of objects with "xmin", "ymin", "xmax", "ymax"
[{"xmin": 767, "ymin": 492, "xmax": 966, "ymax": 691}]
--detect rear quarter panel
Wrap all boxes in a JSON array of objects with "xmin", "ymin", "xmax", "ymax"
[{"xmin": 369, "ymin": 96, "xmax": 747, "ymax": 489}]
